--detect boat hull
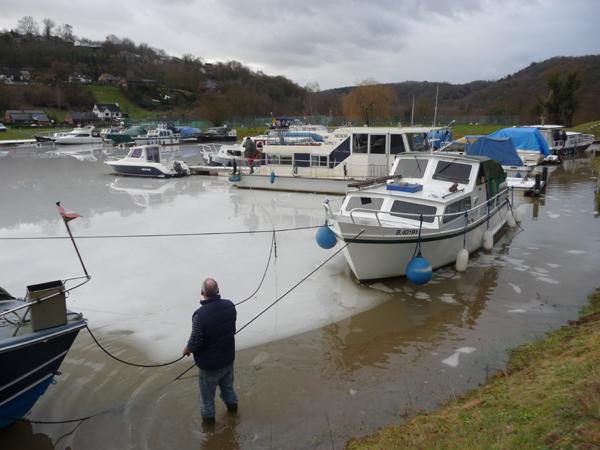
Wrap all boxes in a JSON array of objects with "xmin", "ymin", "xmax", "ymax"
[
  {"xmin": 0, "ymin": 324, "xmax": 84, "ymax": 428},
  {"xmin": 332, "ymin": 200, "xmax": 510, "ymax": 280},
  {"xmin": 232, "ymin": 174, "xmax": 355, "ymax": 194}
]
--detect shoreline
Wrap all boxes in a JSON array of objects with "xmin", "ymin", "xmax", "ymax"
[{"xmin": 346, "ymin": 288, "xmax": 600, "ymax": 449}]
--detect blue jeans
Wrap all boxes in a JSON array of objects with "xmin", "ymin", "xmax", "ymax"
[{"xmin": 198, "ymin": 363, "xmax": 238, "ymax": 418}]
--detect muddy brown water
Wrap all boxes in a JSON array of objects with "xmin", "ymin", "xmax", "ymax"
[{"xmin": 1, "ymin": 145, "xmax": 599, "ymax": 449}]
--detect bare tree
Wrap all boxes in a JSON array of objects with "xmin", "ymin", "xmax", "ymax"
[
  {"xmin": 60, "ymin": 24, "xmax": 75, "ymax": 41},
  {"xmin": 16, "ymin": 16, "xmax": 39, "ymax": 35},
  {"xmin": 342, "ymin": 79, "xmax": 396, "ymax": 125},
  {"xmin": 42, "ymin": 18, "xmax": 55, "ymax": 39}
]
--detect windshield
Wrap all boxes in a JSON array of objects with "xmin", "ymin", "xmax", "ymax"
[
  {"xmin": 432, "ymin": 161, "xmax": 471, "ymax": 184},
  {"xmin": 392, "ymin": 158, "xmax": 429, "ymax": 178}
]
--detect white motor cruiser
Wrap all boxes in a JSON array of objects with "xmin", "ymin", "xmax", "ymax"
[
  {"xmin": 323, "ymin": 153, "xmax": 514, "ymax": 281},
  {"xmin": 105, "ymin": 145, "xmax": 190, "ymax": 178},
  {"xmin": 54, "ymin": 126, "xmax": 103, "ymax": 145}
]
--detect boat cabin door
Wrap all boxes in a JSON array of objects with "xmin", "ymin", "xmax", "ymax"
[{"xmin": 146, "ymin": 146, "xmax": 161, "ymax": 163}]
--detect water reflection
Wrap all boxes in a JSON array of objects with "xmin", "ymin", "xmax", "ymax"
[{"xmin": 1, "ymin": 150, "xmax": 600, "ymax": 449}]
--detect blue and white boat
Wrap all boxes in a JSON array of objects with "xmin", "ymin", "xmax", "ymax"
[
  {"xmin": 0, "ymin": 281, "xmax": 86, "ymax": 428},
  {"xmin": 105, "ymin": 145, "xmax": 190, "ymax": 178}
]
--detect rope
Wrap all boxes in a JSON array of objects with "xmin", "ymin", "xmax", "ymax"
[
  {"xmin": 85, "ymin": 325, "xmax": 184, "ymax": 368},
  {"xmin": 0, "ymin": 225, "xmax": 322, "ymax": 241},
  {"xmin": 0, "ymin": 407, "xmax": 114, "ymax": 425},
  {"xmin": 235, "ymin": 231, "xmax": 276, "ymax": 306},
  {"xmin": 172, "ymin": 228, "xmax": 366, "ymax": 382}
]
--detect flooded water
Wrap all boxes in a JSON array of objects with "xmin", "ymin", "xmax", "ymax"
[{"xmin": 1, "ymin": 143, "xmax": 600, "ymax": 449}]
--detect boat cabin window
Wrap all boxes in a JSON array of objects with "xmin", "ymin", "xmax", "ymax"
[
  {"xmin": 392, "ymin": 158, "xmax": 429, "ymax": 178},
  {"xmin": 432, "ymin": 161, "xmax": 471, "ymax": 184},
  {"xmin": 280, "ymin": 155, "xmax": 293, "ymax": 165},
  {"xmin": 370, "ymin": 135, "xmax": 386, "ymax": 154},
  {"xmin": 294, "ymin": 153, "xmax": 310, "ymax": 167},
  {"xmin": 443, "ymin": 197, "xmax": 472, "ymax": 224},
  {"xmin": 266, "ymin": 154, "xmax": 279, "ymax": 165},
  {"xmin": 390, "ymin": 200, "xmax": 437, "ymax": 223},
  {"xmin": 146, "ymin": 147, "xmax": 160, "ymax": 163},
  {"xmin": 345, "ymin": 196, "xmax": 384, "ymax": 212},
  {"xmin": 129, "ymin": 147, "xmax": 143, "ymax": 158},
  {"xmin": 407, "ymin": 133, "xmax": 427, "ymax": 151},
  {"xmin": 390, "ymin": 134, "xmax": 406, "ymax": 154},
  {"xmin": 311, "ymin": 155, "xmax": 328, "ymax": 167},
  {"xmin": 352, "ymin": 134, "xmax": 368, "ymax": 153}
]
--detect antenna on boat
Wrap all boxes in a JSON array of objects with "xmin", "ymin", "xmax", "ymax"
[
  {"xmin": 411, "ymin": 94, "xmax": 415, "ymax": 126},
  {"xmin": 56, "ymin": 202, "xmax": 90, "ymax": 280},
  {"xmin": 432, "ymin": 86, "xmax": 439, "ymax": 127}
]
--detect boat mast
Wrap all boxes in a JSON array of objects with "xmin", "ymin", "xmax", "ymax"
[
  {"xmin": 411, "ymin": 94, "xmax": 415, "ymax": 126},
  {"xmin": 432, "ymin": 86, "xmax": 439, "ymax": 127}
]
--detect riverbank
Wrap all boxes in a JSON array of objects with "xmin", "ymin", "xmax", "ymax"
[{"xmin": 347, "ymin": 288, "xmax": 600, "ymax": 449}]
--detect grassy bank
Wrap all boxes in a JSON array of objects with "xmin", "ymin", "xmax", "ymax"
[
  {"xmin": 87, "ymin": 85, "xmax": 153, "ymax": 119},
  {"xmin": 347, "ymin": 290, "xmax": 600, "ymax": 449}
]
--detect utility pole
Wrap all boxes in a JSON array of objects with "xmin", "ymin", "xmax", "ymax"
[{"xmin": 432, "ymin": 86, "xmax": 439, "ymax": 127}]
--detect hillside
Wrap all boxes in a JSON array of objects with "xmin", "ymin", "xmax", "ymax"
[
  {"xmin": 0, "ymin": 31, "xmax": 308, "ymax": 123},
  {"xmin": 315, "ymin": 55, "xmax": 600, "ymax": 125}
]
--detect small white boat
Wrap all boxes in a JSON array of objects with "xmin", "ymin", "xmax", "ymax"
[
  {"xmin": 105, "ymin": 145, "xmax": 190, "ymax": 178},
  {"xmin": 323, "ymin": 153, "xmax": 512, "ymax": 281},
  {"xmin": 525, "ymin": 125, "xmax": 595, "ymax": 157},
  {"xmin": 134, "ymin": 127, "xmax": 180, "ymax": 146},
  {"xmin": 54, "ymin": 126, "xmax": 102, "ymax": 145}
]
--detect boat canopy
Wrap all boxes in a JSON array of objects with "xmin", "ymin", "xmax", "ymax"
[
  {"xmin": 177, "ymin": 126, "xmax": 200, "ymax": 138},
  {"xmin": 427, "ymin": 128, "xmax": 453, "ymax": 149},
  {"xmin": 488, "ymin": 127, "xmax": 550, "ymax": 156},
  {"xmin": 461, "ymin": 135, "xmax": 523, "ymax": 166}
]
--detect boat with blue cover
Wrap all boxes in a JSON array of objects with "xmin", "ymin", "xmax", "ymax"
[{"xmin": 0, "ymin": 281, "xmax": 86, "ymax": 428}]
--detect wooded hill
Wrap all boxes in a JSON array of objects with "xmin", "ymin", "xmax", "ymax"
[
  {"xmin": 0, "ymin": 24, "xmax": 598, "ymax": 125},
  {"xmin": 0, "ymin": 30, "xmax": 307, "ymax": 123},
  {"xmin": 314, "ymin": 55, "xmax": 600, "ymax": 125}
]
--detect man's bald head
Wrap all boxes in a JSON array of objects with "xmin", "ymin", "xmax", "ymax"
[{"xmin": 202, "ymin": 278, "xmax": 219, "ymax": 298}]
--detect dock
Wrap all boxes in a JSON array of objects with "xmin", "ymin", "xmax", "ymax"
[
  {"xmin": 0, "ymin": 139, "xmax": 36, "ymax": 146},
  {"xmin": 189, "ymin": 164, "xmax": 236, "ymax": 176}
]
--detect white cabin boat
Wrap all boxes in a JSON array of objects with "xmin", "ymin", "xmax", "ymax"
[
  {"xmin": 324, "ymin": 153, "xmax": 511, "ymax": 280},
  {"xmin": 105, "ymin": 145, "xmax": 190, "ymax": 178},
  {"xmin": 134, "ymin": 128, "xmax": 180, "ymax": 146},
  {"xmin": 525, "ymin": 125, "xmax": 595, "ymax": 156},
  {"xmin": 230, "ymin": 126, "xmax": 449, "ymax": 194},
  {"xmin": 54, "ymin": 126, "xmax": 102, "ymax": 145}
]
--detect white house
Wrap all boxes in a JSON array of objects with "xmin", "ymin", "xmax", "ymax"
[{"xmin": 92, "ymin": 103, "xmax": 122, "ymax": 121}]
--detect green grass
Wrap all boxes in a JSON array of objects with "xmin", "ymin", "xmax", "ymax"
[
  {"xmin": 0, "ymin": 127, "xmax": 56, "ymax": 140},
  {"xmin": 347, "ymin": 289, "xmax": 600, "ymax": 450},
  {"xmin": 87, "ymin": 85, "xmax": 153, "ymax": 119},
  {"xmin": 570, "ymin": 120, "xmax": 600, "ymax": 139},
  {"xmin": 451, "ymin": 124, "xmax": 504, "ymax": 139}
]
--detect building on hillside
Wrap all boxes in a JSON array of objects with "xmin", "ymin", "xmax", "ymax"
[
  {"xmin": 4, "ymin": 110, "xmax": 50, "ymax": 126},
  {"xmin": 97, "ymin": 73, "xmax": 122, "ymax": 85},
  {"xmin": 92, "ymin": 103, "xmax": 122, "ymax": 121},
  {"xmin": 68, "ymin": 74, "xmax": 92, "ymax": 84},
  {"xmin": 65, "ymin": 111, "xmax": 99, "ymax": 125},
  {"xmin": 0, "ymin": 68, "xmax": 31, "ymax": 84}
]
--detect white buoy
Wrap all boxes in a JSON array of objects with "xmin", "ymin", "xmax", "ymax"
[
  {"xmin": 507, "ymin": 212, "xmax": 517, "ymax": 228},
  {"xmin": 483, "ymin": 230, "xmax": 493, "ymax": 251},
  {"xmin": 455, "ymin": 248, "xmax": 469, "ymax": 272},
  {"xmin": 512, "ymin": 207, "xmax": 522, "ymax": 224}
]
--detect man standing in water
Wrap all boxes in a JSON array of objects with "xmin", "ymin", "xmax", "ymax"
[{"xmin": 183, "ymin": 278, "xmax": 238, "ymax": 425}]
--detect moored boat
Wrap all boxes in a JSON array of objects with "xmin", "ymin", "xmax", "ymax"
[
  {"xmin": 105, "ymin": 144, "xmax": 190, "ymax": 178},
  {"xmin": 230, "ymin": 125, "xmax": 451, "ymax": 194},
  {"xmin": 134, "ymin": 127, "xmax": 180, "ymax": 146},
  {"xmin": 323, "ymin": 153, "xmax": 512, "ymax": 280},
  {"xmin": 54, "ymin": 126, "xmax": 103, "ymax": 145}
]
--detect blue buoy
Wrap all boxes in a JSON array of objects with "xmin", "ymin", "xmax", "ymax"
[
  {"xmin": 270, "ymin": 171, "xmax": 276, "ymax": 184},
  {"xmin": 316, "ymin": 225, "xmax": 337, "ymax": 249},
  {"xmin": 229, "ymin": 174, "xmax": 241, "ymax": 182},
  {"xmin": 406, "ymin": 255, "xmax": 432, "ymax": 285}
]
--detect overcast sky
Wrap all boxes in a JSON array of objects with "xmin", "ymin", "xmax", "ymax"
[{"xmin": 0, "ymin": 0, "xmax": 598, "ymax": 90}]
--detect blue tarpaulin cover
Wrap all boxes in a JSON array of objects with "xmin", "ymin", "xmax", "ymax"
[
  {"xmin": 488, "ymin": 127, "xmax": 550, "ymax": 156},
  {"xmin": 427, "ymin": 129, "xmax": 453, "ymax": 149},
  {"xmin": 464, "ymin": 136, "xmax": 524, "ymax": 166}
]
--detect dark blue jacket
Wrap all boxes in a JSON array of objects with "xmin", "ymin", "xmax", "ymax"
[{"xmin": 187, "ymin": 295, "xmax": 236, "ymax": 370}]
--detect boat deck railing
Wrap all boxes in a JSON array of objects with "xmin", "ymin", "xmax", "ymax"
[{"xmin": 325, "ymin": 187, "xmax": 510, "ymax": 229}]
